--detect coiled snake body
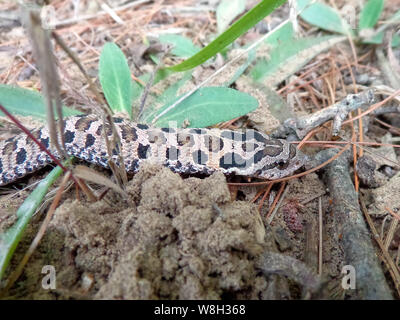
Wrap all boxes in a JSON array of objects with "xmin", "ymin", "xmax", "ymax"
[{"xmin": 0, "ymin": 115, "xmax": 306, "ymax": 186}]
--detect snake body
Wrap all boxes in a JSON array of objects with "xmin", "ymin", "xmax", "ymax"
[{"xmin": 0, "ymin": 115, "xmax": 306, "ymax": 186}]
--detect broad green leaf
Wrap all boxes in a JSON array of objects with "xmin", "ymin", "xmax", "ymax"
[
  {"xmin": 141, "ymin": 71, "xmax": 193, "ymax": 123},
  {"xmin": 217, "ymin": 0, "xmax": 246, "ymax": 34},
  {"xmin": 168, "ymin": 0, "xmax": 287, "ymax": 72},
  {"xmin": 264, "ymin": 20, "xmax": 294, "ymax": 46},
  {"xmin": 224, "ymin": 48, "xmax": 257, "ymax": 87},
  {"xmin": 99, "ymin": 42, "xmax": 133, "ymax": 117},
  {"xmin": 362, "ymin": 32, "xmax": 400, "ymax": 47},
  {"xmin": 361, "ymin": 9, "xmax": 400, "ymax": 46},
  {"xmin": 297, "ymin": 0, "xmax": 353, "ymax": 35},
  {"xmin": 0, "ymin": 163, "xmax": 67, "ymax": 281},
  {"xmin": 359, "ymin": 0, "xmax": 384, "ymax": 30},
  {"xmin": 0, "ymin": 85, "xmax": 81, "ymax": 120},
  {"xmin": 159, "ymin": 34, "xmax": 200, "ymax": 58},
  {"xmin": 250, "ymin": 35, "xmax": 346, "ymax": 86},
  {"xmin": 222, "ymin": 21, "xmax": 295, "ymax": 87},
  {"xmin": 131, "ymin": 79, "xmax": 144, "ymax": 105},
  {"xmin": 149, "ymin": 87, "xmax": 258, "ymax": 128}
]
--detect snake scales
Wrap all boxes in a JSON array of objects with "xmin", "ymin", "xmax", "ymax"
[{"xmin": 0, "ymin": 114, "xmax": 307, "ymax": 186}]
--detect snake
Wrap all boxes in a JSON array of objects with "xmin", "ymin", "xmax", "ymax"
[{"xmin": 0, "ymin": 114, "xmax": 307, "ymax": 186}]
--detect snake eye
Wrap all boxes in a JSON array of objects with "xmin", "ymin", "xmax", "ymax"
[{"xmin": 277, "ymin": 160, "xmax": 287, "ymax": 169}]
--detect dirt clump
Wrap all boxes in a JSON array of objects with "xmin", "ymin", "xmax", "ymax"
[{"xmin": 5, "ymin": 163, "xmax": 274, "ymax": 299}]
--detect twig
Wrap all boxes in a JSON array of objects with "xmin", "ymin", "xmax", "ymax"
[
  {"xmin": 23, "ymin": 10, "xmax": 67, "ymax": 159},
  {"xmin": 257, "ymin": 251, "xmax": 323, "ymax": 298},
  {"xmin": 266, "ymin": 183, "xmax": 288, "ymax": 225},
  {"xmin": 360, "ymin": 198, "xmax": 400, "ymax": 297},
  {"xmin": 51, "ymin": 0, "xmax": 151, "ymax": 28},
  {"xmin": 318, "ymin": 196, "xmax": 323, "ymax": 276},
  {"xmin": 256, "ymin": 183, "xmax": 274, "ymax": 211},
  {"xmin": 276, "ymin": 90, "xmax": 375, "ymax": 139},
  {"xmin": 318, "ymin": 148, "xmax": 393, "ymax": 299},
  {"xmin": 342, "ymin": 87, "xmax": 400, "ymax": 125}
]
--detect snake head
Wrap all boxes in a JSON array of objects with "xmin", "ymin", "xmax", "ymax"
[{"xmin": 253, "ymin": 140, "xmax": 308, "ymax": 180}]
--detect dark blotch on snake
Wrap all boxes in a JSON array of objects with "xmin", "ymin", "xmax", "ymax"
[
  {"xmin": 137, "ymin": 124, "xmax": 149, "ymax": 130},
  {"xmin": 253, "ymin": 149, "xmax": 265, "ymax": 164},
  {"xmin": 192, "ymin": 150, "xmax": 208, "ymax": 165},
  {"xmin": 289, "ymin": 144, "xmax": 297, "ymax": 159},
  {"xmin": 252, "ymin": 131, "xmax": 269, "ymax": 144},
  {"xmin": 166, "ymin": 146, "xmax": 180, "ymax": 161},
  {"xmin": 74, "ymin": 117, "xmax": 94, "ymax": 131},
  {"xmin": 219, "ymin": 152, "xmax": 247, "ymax": 169},
  {"xmin": 16, "ymin": 148, "xmax": 27, "ymax": 165},
  {"xmin": 65, "ymin": 130, "xmax": 75, "ymax": 144},
  {"xmin": 129, "ymin": 159, "xmax": 140, "ymax": 172},
  {"xmin": 263, "ymin": 140, "xmax": 283, "ymax": 157},
  {"xmin": 40, "ymin": 137, "xmax": 50, "ymax": 149},
  {"xmin": 190, "ymin": 128, "xmax": 206, "ymax": 135},
  {"xmin": 204, "ymin": 136, "xmax": 224, "ymax": 153},
  {"xmin": 138, "ymin": 143, "xmax": 150, "ymax": 159},
  {"xmin": 221, "ymin": 130, "xmax": 246, "ymax": 142},
  {"xmin": 121, "ymin": 125, "xmax": 138, "ymax": 143},
  {"xmin": 85, "ymin": 134, "xmax": 96, "ymax": 148},
  {"xmin": 95, "ymin": 124, "xmax": 103, "ymax": 136},
  {"xmin": 242, "ymin": 142, "xmax": 259, "ymax": 152},
  {"xmin": 162, "ymin": 127, "xmax": 176, "ymax": 133}
]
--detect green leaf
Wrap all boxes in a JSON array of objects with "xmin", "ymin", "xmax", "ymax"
[
  {"xmin": 264, "ymin": 20, "xmax": 294, "ymax": 47},
  {"xmin": 167, "ymin": 0, "xmax": 287, "ymax": 72},
  {"xmin": 159, "ymin": 34, "xmax": 200, "ymax": 58},
  {"xmin": 362, "ymin": 32, "xmax": 400, "ymax": 47},
  {"xmin": 297, "ymin": 0, "xmax": 353, "ymax": 35},
  {"xmin": 99, "ymin": 42, "xmax": 133, "ymax": 117},
  {"xmin": 149, "ymin": 87, "xmax": 258, "ymax": 128},
  {"xmin": 0, "ymin": 85, "xmax": 81, "ymax": 120},
  {"xmin": 0, "ymin": 163, "xmax": 67, "ymax": 281},
  {"xmin": 359, "ymin": 0, "xmax": 384, "ymax": 30},
  {"xmin": 361, "ymin": 9, "xmax": 400, "ymax": 45},
  {"xmin": 216, "ymin": 0, "xmax": 246, "ymax": 34},
  {"xmin": 250, "ymin": 35, "xmax": 345, "ymax": 86},
  {"xmin": 224, "ymin": 48, "xmax": 257, "ymax": 87},
  {"xmin": 141, "ymin": 71, "xmax": 193, "ymax": 123}
]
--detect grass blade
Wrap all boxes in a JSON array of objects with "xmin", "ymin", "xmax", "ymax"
[
  {"xmin": 0, "ymin": 164, "xmax": 66, "ymax": 281},
  {"xmin": 167, "ymin": 0, "xmax": 287, "ymax": 72}
]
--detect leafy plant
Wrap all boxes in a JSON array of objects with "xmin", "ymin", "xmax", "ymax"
[
  {"xmin": 297, "ymin": 0, "xmax": 399, "ymax": 46},
  {"xmin": 0, "ymin": 85, "xmax": 81, "ymax": 120},
  {"xmin": 99, "ymin": 42, "xmax": 134, "ymax": 118}
]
